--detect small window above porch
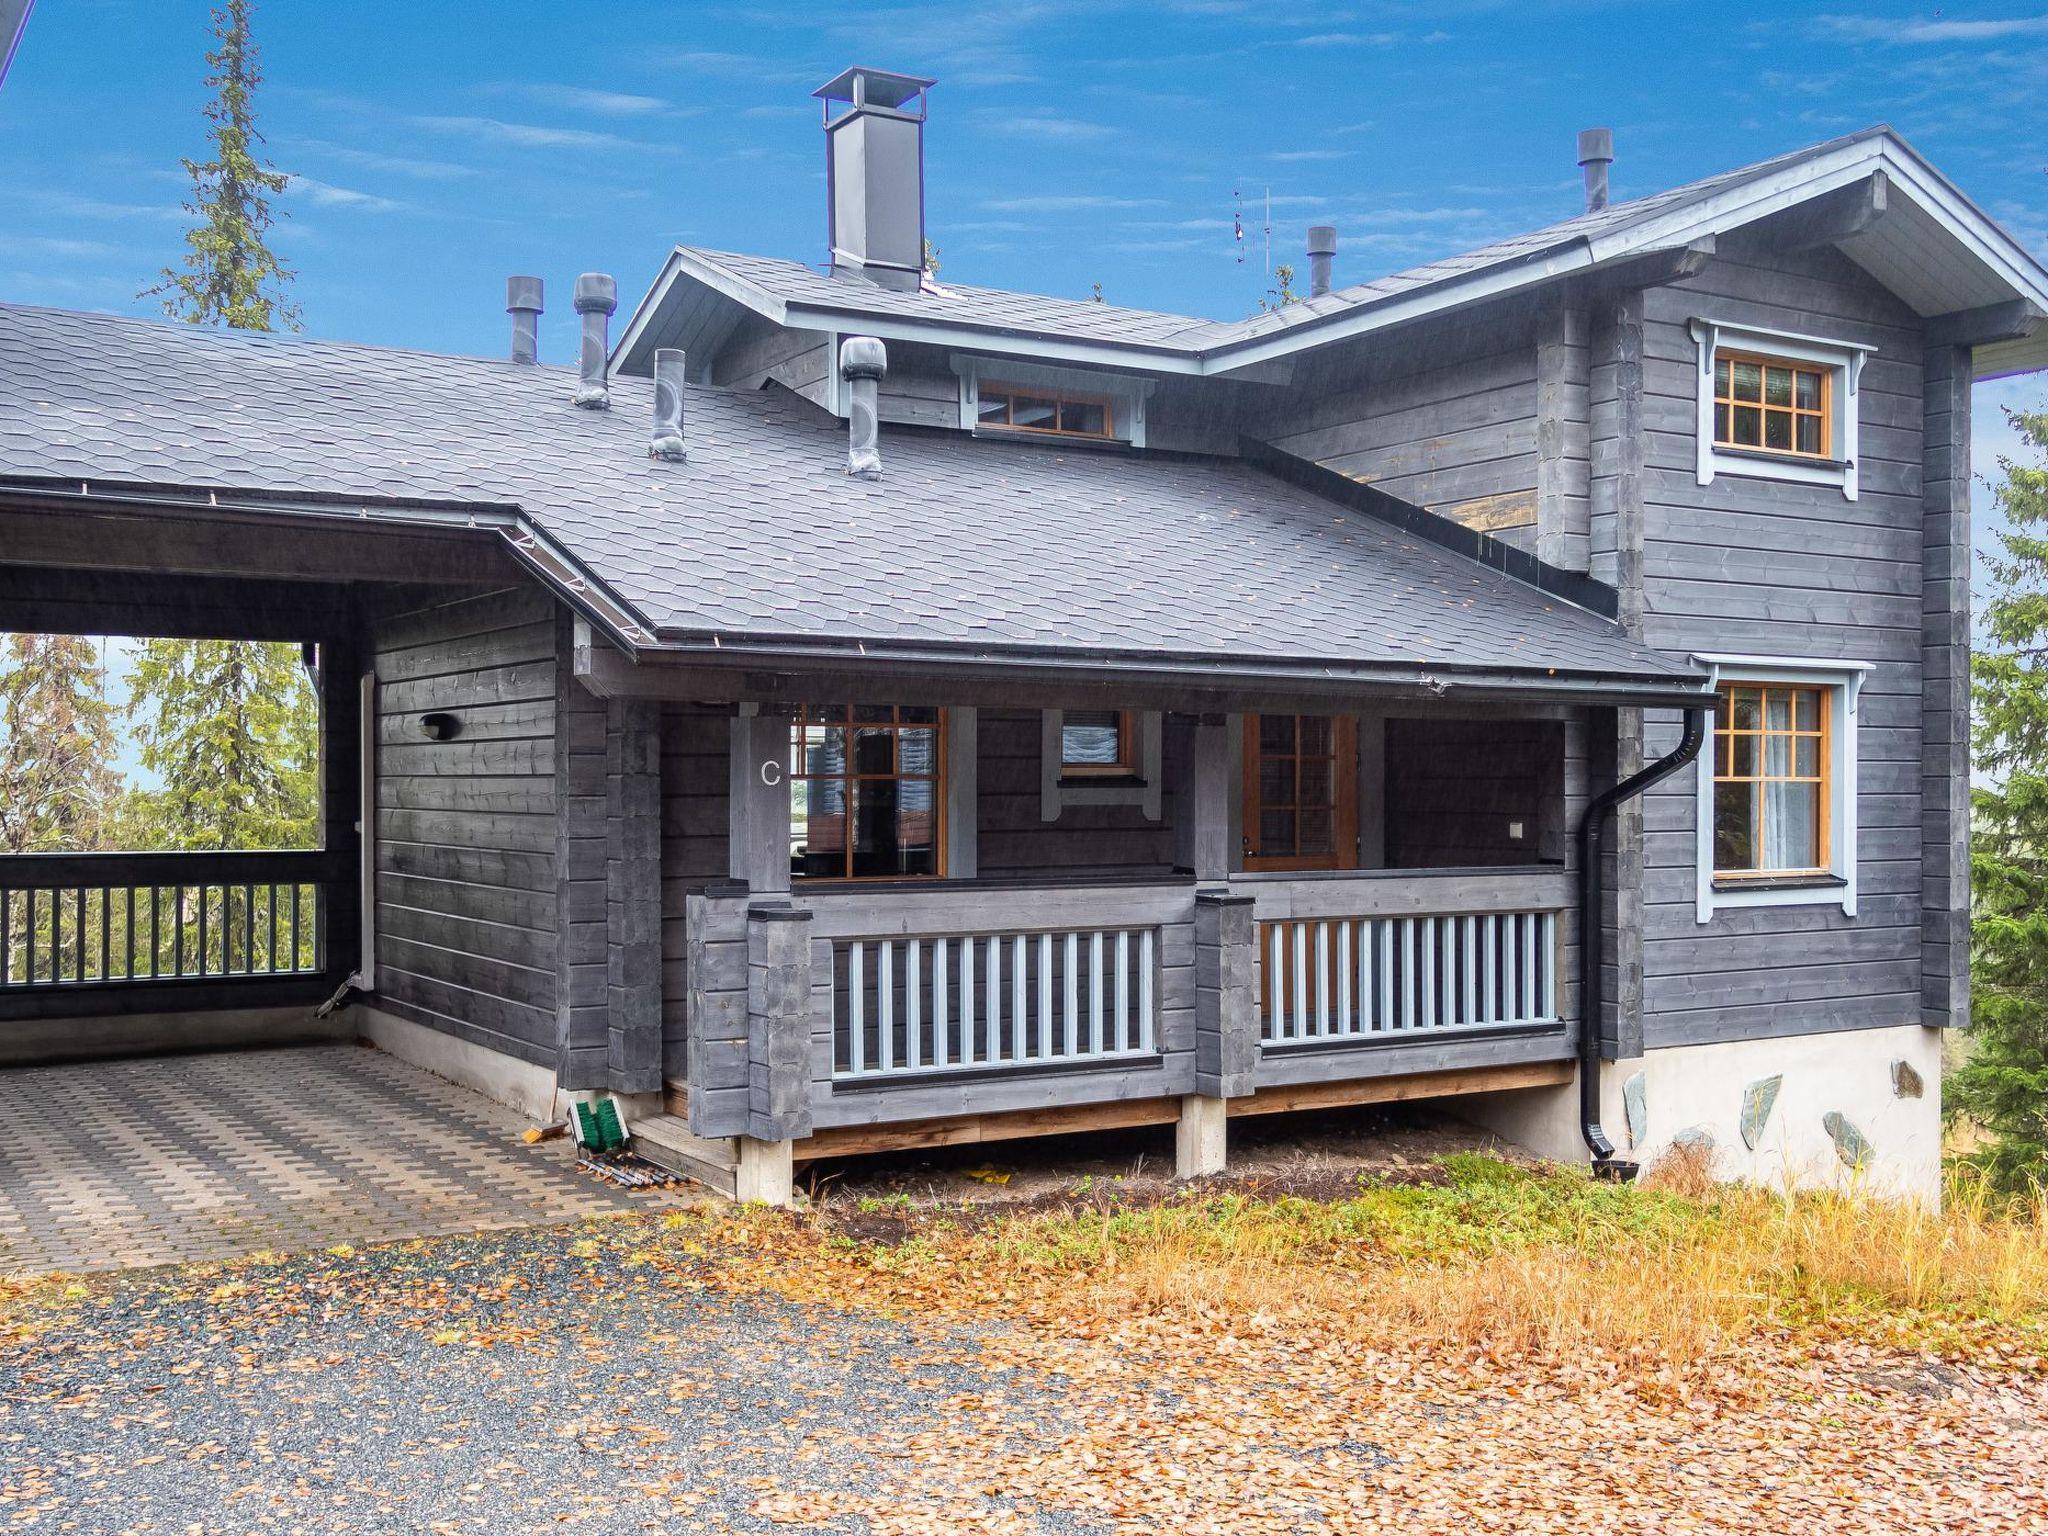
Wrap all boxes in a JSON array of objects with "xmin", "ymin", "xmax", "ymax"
[{"xmin": 951, "ymin": 355, "xmax": 1154, "ymax": 447}]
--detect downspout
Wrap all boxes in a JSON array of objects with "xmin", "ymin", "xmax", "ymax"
[{"xmin": 1578, "ymin": 705, "xmax": 1708, "ymax": 1179}]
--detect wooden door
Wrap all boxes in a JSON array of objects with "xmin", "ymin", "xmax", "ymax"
[{"xmin": 1242, "ymin": 714, "xmax": 1358, "ymax": 871}]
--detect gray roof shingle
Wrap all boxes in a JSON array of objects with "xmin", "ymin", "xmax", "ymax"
[{"xmin": 0, "ymin": 303, "xmax": 1698, "ymax": 691}]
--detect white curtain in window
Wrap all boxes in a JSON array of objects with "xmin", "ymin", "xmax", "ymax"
[{"xmin": 1760, "ymin": 693, "xmax": 1815, "ymax": 869}]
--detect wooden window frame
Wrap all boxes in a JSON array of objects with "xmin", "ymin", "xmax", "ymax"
[
  {"xmin": 1711, "ymin": 682, "xmax": 1830, "ymax": 880},
  {"xmin": 789, "ymin": 705, "xmax": 948, "ymax": 884},
  {"xmin": 975, "ymin": 382, "xmax": 1118, "ymax": 441},
  {"xmin": 1242, "ymin": 713, "xmax": 1359, "ymax": 873},
  {"xmin": 1057, "ymin": 708, "xmax": 1138, "ymax": 778},
  {"xmin": 1712, "ymin": 349, "xmax": 1833, "ymax": 463}
]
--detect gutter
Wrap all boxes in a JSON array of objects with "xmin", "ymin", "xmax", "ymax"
[{"xmin": 1577, "ymin": 706, "xmax": 1708, "ymax": 1179}]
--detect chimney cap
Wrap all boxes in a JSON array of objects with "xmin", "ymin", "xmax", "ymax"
[
  {"xmin": 506, "ymin": 275, "xmax": 543, "ymax": 314},
  {"xmin": 573, "ymin": 272, "xmax": 618, "ymax": 317},
  {"xmin": 813, "ymin": 66, "xmax": 935, "ymax": 113},
  {"xmin": 1577, "ymin": 127, "xmax": 1614, "ymax": 166},
  {"xmin": 1306, "ymin": 225, "xmax": 1338, "ymax": 257}
]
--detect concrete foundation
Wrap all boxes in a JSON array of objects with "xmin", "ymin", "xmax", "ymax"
[
  {"xmin": 1176, "ymin": 1094, "xmax": 1228, "ymax": 1178},
  {"xmin": 1465, "ymin": 1023, "xmax": 1944, "ymax": 1202},
  {"xmin": 352, "ymin": 1004, "xmax": 564, "ymax": 1124}
]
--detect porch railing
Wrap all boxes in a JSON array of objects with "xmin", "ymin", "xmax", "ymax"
[
  {"xmin": 833, "ymin": 925, "xmax": 1158, "ymax": 1081},
  {"xmin": 0, "ymin": 851, "xmax": 328, "ymax": 992},
  {"xmin": 1236, "ymin": 869, "xmax": 1569, "ymax": 1046},
  {"xmin": 1259, "ymin": 910, "xmax": 1558, "ymax": 1043}
]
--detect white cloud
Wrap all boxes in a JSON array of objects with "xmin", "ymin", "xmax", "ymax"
[
  {"xmin": 1819, "ymin": 12, "xmax": 2048, "ymax": 42},
  {"xmin": 0, "ymin": 234, "xmax": 121, "ymax": 258},
  {"xmin": 285, "ymin": 175, "xmax": 407, "ymax": 213},
  {"xmin": 977, "ymin": 109, "xmax": 1117, "ymax": 141},
  {"xmin": 409, "ymin": 115, "xmax": 668, "ymax": 153},
  {"xmin": 1293, "ymin": 31, "xmax": 1400, "ymax": 46},
  {"xmin": 1267, "ymin": 149, "xmax": 1354, "ymax": 163},
  {"xmin": 284, "ymin": 140, "xmax": 477, "ymax": 180},
  {"xmin": 487, "ymin": 82, "xmax": 690, "ymax": 117}
]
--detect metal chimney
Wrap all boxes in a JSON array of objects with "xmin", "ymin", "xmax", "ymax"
[
  {"xmin": 839, "ymin": 336, "xmax": 887, "ymax": 480},
  {"xmin": 813, "ymin": 67, "xmax": 935, "ymax": 293},
  {"xmin": 573, "ymin": 272, "xmax": 616, "ymax": 409},
  {"xmin": 506, "ymin": 275, "xmax": 543, "ymax": 365},
  {"xmin": 1306, "ymin": 226, "xmax": 1337, "ymax": 298},
  {"xmin": 1577, "ymin": 128, "xmax": 1614, "ymax": 215},
  {"xmin": 649, "ymin": 348, "xmax": 687, "ymax": 462}
]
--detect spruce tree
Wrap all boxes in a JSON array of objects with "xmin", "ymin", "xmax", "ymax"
[
  {"xmin": 1955, "ymin": 406, "xmax": 2048, "ymax": 1193},
  {"xmin": 0, "ymin": 634, "xmax": 121, "ymax": 855},
  {"xmin": 125, "ymin": 640, "xmax": 318, "ymax": 852},
  {"xmin": 145, "ymin": 0, "xmax": 298, "ymax": 330}
]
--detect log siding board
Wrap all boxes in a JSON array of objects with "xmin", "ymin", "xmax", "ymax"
[{"xmin": 370, "ymin": 587, "xmax": 565, "ymax": 1068}]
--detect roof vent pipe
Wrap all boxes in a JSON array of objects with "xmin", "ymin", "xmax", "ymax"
[
  {"xmin": 506, "ymin": 276, "xmax": 543, "ymax": 364},
  {"xmin": 1577, "ymin": 127, "xmax": 1613, "ymax": 215},
  {"xmin": 839, "ymin": 336, "xmax": 887, "ymax": 480},
  {"xmin": 1306, "ymin": 226, "xmax": 1337, "ymax": 298},
  {"xmin": 649, "ymin": 348, "xmax": 688, "ymax": 462},
  {"xmin": 573, "ymin": 272, "xmax": 617, "ymax": 410}
]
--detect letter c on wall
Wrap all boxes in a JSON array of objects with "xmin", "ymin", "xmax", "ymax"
[{"xmin": 760, "ymin": 758, "xmax": 784, "ymax": 787}]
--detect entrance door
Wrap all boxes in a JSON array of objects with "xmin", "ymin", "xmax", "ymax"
[{"xmin": 1242, "ymin": 714, "xmax": 1358, "ymax": 871}]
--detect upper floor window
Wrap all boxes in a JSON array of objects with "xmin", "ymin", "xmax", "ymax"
[
  {"xmin": 1058, "ymin": 709, "xmax": 1136, "ymax": 776},
  {"xmin": 977, "ymin": 383, "xmax": 1115, "ymax": 440},
  {"xmin": 1688, "ymin": 320, "xmax": 1872, "ymax": 501},
  {"xmin": 790, "ymin": 704, "xmax": 943, "ymax": 880},
  {"xmin": 1713, "ymin": 352, "xmax": 1830, "ymax": 460}
]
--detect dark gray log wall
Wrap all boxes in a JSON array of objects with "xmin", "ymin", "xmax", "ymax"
[
  {"xmin": 978, "ymin": 709, "xmax": 1176, "ymax": 876},
  {"xmin": 370, "ymin": 587, "xmax": 561, "ymax": 1068},
  {"xmin": 1636, "ymin": 237, "xmax": 1930, "ymax": 1049},
  {"xmin": 1383, "ymin": 718, "xmax": 1563, "ymax": 868},
  {"xmin": 1255, "ymin": 301, "xmax": 1542, "ymax": 551}
]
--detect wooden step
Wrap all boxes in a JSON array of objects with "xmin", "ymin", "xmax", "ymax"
[{"xmin": 630, "ymin": 1113, "xmax": 738, "ymax": 1199}]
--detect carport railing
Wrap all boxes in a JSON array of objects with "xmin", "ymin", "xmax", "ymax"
[{"xmin": 0, "ymin": 850, "xmax": 333, "ymax": 1005}]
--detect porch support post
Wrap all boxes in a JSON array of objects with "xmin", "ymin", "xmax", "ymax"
[
  {"xmin": 605, "ymin": 697, "xmax": 662, "ymax": 1094},
  {"xmin": 743, "ymin": 901, "xmax": 812, "ymax": 1204},
  {"xmin": 729, "ymin": 707, "xmax": 791, "ymax": 896},
  {"xmin": 1188, "ymin": 713, "xmax": 1232, "ymax": 882},
  {"xmin": 684, "ymin": 882, "xmax": 753, "ymax": 1138},
  {"xmin": 1187, "ymin": 890, "xmax": 1258, "ymax": 1178},
  {"xmin": 317, "ymin": 628, "xmax": 363, "ymax": 994}
]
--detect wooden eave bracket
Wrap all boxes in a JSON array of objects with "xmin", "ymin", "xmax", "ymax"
[{"xmin": 1771, "ymin": 171, "xmax": 1890, "ymax": 251}]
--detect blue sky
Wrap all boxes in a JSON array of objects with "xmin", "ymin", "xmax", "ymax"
[{"xmin": 1, "ymin": 1, "xmax": 2044, "ymax": 520}]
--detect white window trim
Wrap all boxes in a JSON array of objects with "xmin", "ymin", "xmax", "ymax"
[
  {"xmin": 1040, "ymin": 709, "xmax": 1163, "ymax": 821},
  {"xmin": 1693, "ymin": 653, "xmax": 1870, "ymax": 923},
  {"xmin": 951, "ymin": 356, "xmax": 1152, "ymax": 447},
  {"xmin": 1687, "ymin": 319, "xmax": 1875, "ymax": 502}
]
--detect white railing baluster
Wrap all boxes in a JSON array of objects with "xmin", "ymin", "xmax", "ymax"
[
  {"xmin": 1543, "ymin": 912, "xmax": 1559, "ymax": 1021},
  {"xmin": 1089, "ymin": 931, "xmax": 1105, "ymax": 1055},
  {"xmin": 1482, "ymin": 914, "xmax": 1497, "ymax": 1024},
  {"xmin": 1399, "ymin": 919, "xmax": 1416, "ymax": 1031},
  {"xmin": 849, "ymin": 941, "xmax": 866, "ymax": 1075},
  {"xmin": 1421, "ymin": 918, "xmax": 1437, "ymax": 1030},
  {"xmin": 1461, "ymin": 916, "xmax": 1476, "ymax": 1027},
  {"xmin": 1520, "ymin": 913, "xmax": 1537, "ymax": 1025},
  {"xmin": 879, "ymin": 939, "xmax": 895, "ymax": 1073},
  {"xmin": 1064, "ymin": 932, "xmax": 1079, "ymax": 1056},
  {"xmin": 1315, "ymin": 921, "xmax": 1332, "ymax": 1038},
  {"xmin": 1012, "ymin": 935, "xmax": 1028, "ymax": 1063},
  {"xmin": 987, "ymin": 933, "xmax": 1003, "ymax": 1064},
  {"xmin": 961, "ymin": 936, "xmax": 975, "ymax": 1064},
  {"xmin": 1038, "ymin": 933, "xmax": 1053, "ymax": 1060},
  {"xmin": 1266, "ymin": 922, "xmax": 1284, "ymax": 1040},
  {"xmin": 1336, "ymin": 920, "xmax": 1352, "ymax": 1036},
  {"xmin": 1377, "ymin": 919, "xmax": 1393, "ymax": 1031},
  {"xmin": 1114, "ymin": 929, "xmax": 1130, "ymax": 1052},
  {"xmin": 907, "ymin": 939, "xmax": 923, "ymax": 1070},
  {"xmin": 1291, "ymin": 922, "xmax": 1308, "ymax": 1043},
  {"xmin": 1138, "ymin": 928, "xmax": 1155, "ymax": 1050},
  {"xmin": 933, "ymin": 938, "xmax": 950, "ymax": 1069}
]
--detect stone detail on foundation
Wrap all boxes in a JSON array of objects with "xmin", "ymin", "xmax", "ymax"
[
  {"xmin": 1891, "ymin": 1059, "xmax": 1925, "ymax": 1100},
  {"xmin": 1622, "ymin": 1071, "xmax": 1647, "ymax": 1148},
  {"xmin": 1739, "ymin": 1075, "xmax": 1782, "ymax": 1150},
  {"xmin": 1823, "ymin": 1111, "xmax": 1873, "ymax": 1169},
  {"xmin": 1671, "ymin": 1127, "xmax": 1714, "ymax": 1156}
]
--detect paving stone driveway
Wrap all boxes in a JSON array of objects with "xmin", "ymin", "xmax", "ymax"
[{"xmin": 0, "ymin": 1044, "xmax": 691, "ymax": 1275}]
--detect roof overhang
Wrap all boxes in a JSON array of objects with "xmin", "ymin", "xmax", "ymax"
[{"xmin": 618, "ymin": 130, "xmax": 2048, "ymax": 386}]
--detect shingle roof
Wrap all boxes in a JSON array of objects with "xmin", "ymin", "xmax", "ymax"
[{"xmin": 0, "ymin": 303, "xmax": 1700, "ymax": 694}]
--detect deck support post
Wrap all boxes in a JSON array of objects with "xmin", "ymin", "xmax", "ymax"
[
  {"xmin": 1187, "ymin": 713, "xmax": 1232, "ymax": 882},
  {"xmin": 735, "ymin": 1137, "xmax": 795, "ymax": 1206},
  {"xmin": 746, "ymin": 901, "xmax": 813, "ymax": 1147},
  {"xmin": 729, "ymin": 707, "xmax": 792, "ymax": 897},
  {"xmin": 1176, "ymin": 1094, "xmax": 1228, "ymax": 1179}
]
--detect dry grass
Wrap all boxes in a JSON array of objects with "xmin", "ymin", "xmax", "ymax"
[{"xmin": 819, "ymin": 1152, "xmax": 2048, "ymax": 1366}]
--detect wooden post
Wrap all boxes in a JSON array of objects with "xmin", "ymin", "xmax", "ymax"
[
  {"xmin": 746, "ymin": 901, "xmax": 813, "ymax": 1143},
  {"xmin": 1188, "ymin": 714, "xmax": 1232, "ymax": 883},
  {"xmin": 684, "ymin": 882, "xmax": 752, "ymax": 1138},
  {"xmin": 728, "ymin": 708, "xmax": 791, "ymax": 896},
  {"xmin": 1187, "ymin": 890, "xmax": 1257, "ymax": 1179},
  {"xmin": 317, "ymin": 628, "xmax": 362, "ymax": 994},
  {"xmin": 1922, "ymin": 344, "xmax": 1972, "ymax": 1029},
  {"xmin": 1536, "ymin": 295, "xmax": 1592, "ymax": 573},
  {"xmin": 554, "ymin": 616, "xmax": 610, "ymax": 1090}
]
